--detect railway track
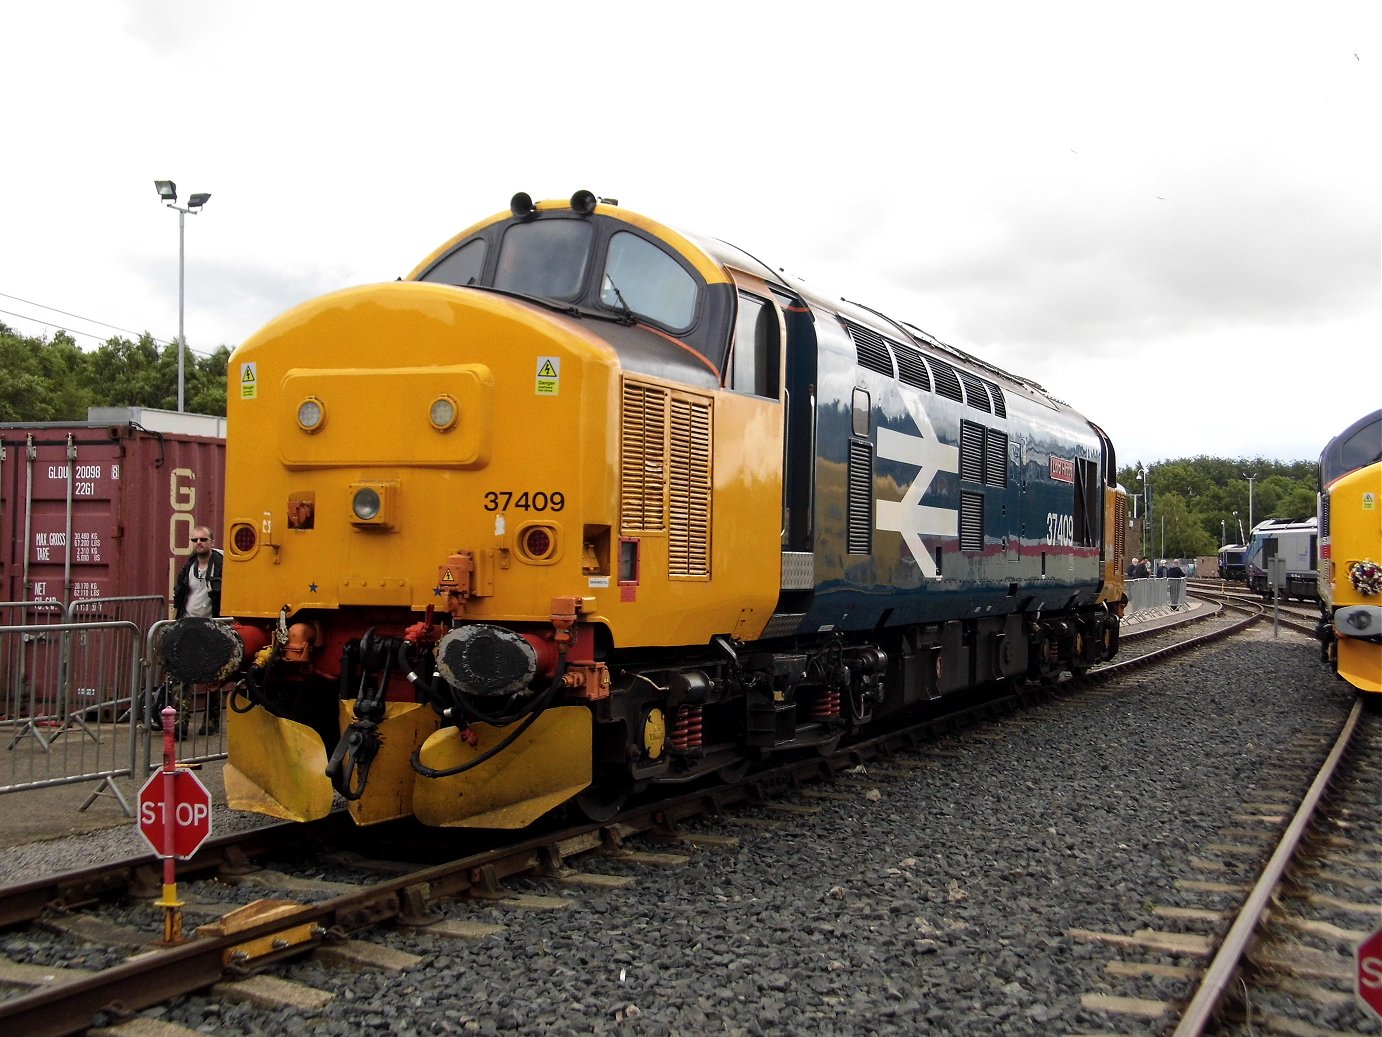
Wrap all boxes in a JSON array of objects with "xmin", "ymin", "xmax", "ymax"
[
  {"xmin": 0, "ymin": 602, "xmax": 1372, "ymax": 1036},
  {"xmin": 1072, "ymin": 696, "xmax": 1380, "ymax": 1036},
  {"xmin": 1190, "ymin": 583, "xmax": 1322, "ymax": 639}
]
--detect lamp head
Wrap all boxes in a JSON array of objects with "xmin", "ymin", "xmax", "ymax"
[
  {"xmin": 154, "ymin": 180, "xmax": 177, "ymax": 202},
  {"xmin": 187, "ymin": 192, "xmax": 211, "ymax": 209}
]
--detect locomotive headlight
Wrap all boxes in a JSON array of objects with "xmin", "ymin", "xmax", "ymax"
[
  {"xmin": 429, "ymin": 394, "xmax": 458, "ymax": 431},
  {"xmin": 352, "ymin": 488, "xmax": 381, "ymax": 521},
  {"xmin": 1338, "ymin": 605, "xmax": 1377, "ymax": 634},
  {"xmin": 297, "ymin": 397, "xmax": 326, "ymax": 433},
  {"xmin": 349, "ymin": 482, "xmax": 396, "ymax": 527}
]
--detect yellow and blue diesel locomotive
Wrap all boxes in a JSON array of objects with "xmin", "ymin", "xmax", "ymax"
[
  {"xmin": 162, "ymin": 191, "xmax": 1127, "ymax": 828},
  {"xmin": 1317, "ymin": 409, "xmax": 1382, "ymax": 695}
]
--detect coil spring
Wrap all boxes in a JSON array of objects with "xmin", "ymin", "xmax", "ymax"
[
  {"xmin": 810, "ymin": 688, "xmax": 841, "ymax": 720},
  {"xmin": 670, "ymin": 704, "xmax": 703, "ymax": 751}
]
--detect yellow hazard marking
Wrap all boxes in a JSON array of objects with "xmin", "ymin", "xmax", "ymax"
[
  {"xmin": 240, "ymin": 362, "xmax": 258, "ymax": 400},
  {"xmin": 535, "ymin": 356, "xmax": 560, "ymax": 396},
  {"xmin": 442, "ymin": 569, "xmax": 454, "ymax": 582}
]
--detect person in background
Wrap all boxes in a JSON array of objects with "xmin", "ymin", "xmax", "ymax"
[
  {"xmin": 1167, "ymin": 559, "xmax": 1186, "ymax": 579},
  {"xmin": 1131, "ymin": 557, "xmax": 1150, "ymax": 579},
  {"xmin": 172, "ymin": 525, "xmax": 224, "ymax": 734}
]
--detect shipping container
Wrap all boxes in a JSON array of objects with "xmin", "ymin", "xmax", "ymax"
[{"xmin": 0, "ymin": 408, "xmax": 226, "ymax": 612}]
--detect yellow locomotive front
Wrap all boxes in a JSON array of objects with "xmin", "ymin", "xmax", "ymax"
[
  {"xmin": 178, "ymin": 193, "xmax": 785, "ymax": 827},
  {"xmin": 1319, "ymin": 409, "xmax": 1382, "ymax": 694}
]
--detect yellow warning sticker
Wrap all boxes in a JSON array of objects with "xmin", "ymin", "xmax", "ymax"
[
  {"xmin": 536, "ymin": 356, "xmax": 560, "ymax": 396},
  {"xmin": 240, "ymin": 362, "xmax": 258, "ymax": 400}
]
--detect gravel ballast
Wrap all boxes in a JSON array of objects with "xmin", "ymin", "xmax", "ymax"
[{"xmin": 3, "ymin": 623, "xmax": 1371, "ymax": 1035}]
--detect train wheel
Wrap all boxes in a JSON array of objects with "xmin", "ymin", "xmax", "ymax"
[
  {"xmin": 717, "ymin": 758, "xmax": 751, "ymax": 783},
  {"xmin": 1100, "ymin": 617, "xmax": 1120, "ymax": 660},
  {"xmin": 1032, "ymin": 633, "xmax": 1060, "ymax": 681},
  {"xmin": 574, "ymin": 784, "xmax": 627, "ymax": 822}
]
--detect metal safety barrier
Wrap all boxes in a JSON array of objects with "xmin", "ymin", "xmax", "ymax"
[
  {"xmin": 0, "ymin": 596, "xmax": 225, "ymax": 819},
  {"xmin": 1, "ymin": 618, "xmax": 143, "ymax": 814},
  {"xmin": 1124, "ymin": 577, "xmax": 1188, "ymax": 618}
]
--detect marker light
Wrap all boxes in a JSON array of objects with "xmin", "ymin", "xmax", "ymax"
[
  {"xmin": 297, "ymin": 397, "xmax": 325, "ymax": 432},
  {"xmin": 429, "ymin": 395, "xmax": 458, "ymax": 431},
  {"xmin": 230, "ymin": 522, "xmax": 258, "ymax": 555},
  {"xmin": 518, "ymin": 524, "xmax": 557, "ymax": 562}
]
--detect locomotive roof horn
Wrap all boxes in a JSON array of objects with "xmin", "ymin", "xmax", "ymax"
[
  {"xmin": 570, "ymin": 189, "xmax": 598, "ymax": 214},
  {"xmin": 510, "ymin": 192, "xmax": 536, "ymax": 218}
]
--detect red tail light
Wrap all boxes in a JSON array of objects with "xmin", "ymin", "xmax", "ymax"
[{"xmin": 231, "ymin": 523, "xmax": 258, "ymax": 555}]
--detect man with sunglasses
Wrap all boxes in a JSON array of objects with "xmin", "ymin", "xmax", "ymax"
[{"xmin": 172, "ymin": 525, "xmax": 225, "ymax": 734}]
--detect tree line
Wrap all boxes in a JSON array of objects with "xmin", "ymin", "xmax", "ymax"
[
  {"xmin": 0, "ymin": 323, "xmax": 229, "ymax": 420},
  {"xmin": 3, "ymin": 321, "xmax": 1318, "ymax": 560},
  {"xmin": 1115, "ymin": 457, "xmax": 1317, "ymax": 562}
]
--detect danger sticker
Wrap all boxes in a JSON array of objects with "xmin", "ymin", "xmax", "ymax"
[
  {"xmin": 535, "ymin": 356, "xmax": 560, "ymax": 396},
  {"xmin": 240, "ymin": 362, "xmax": 258, "ymax": 400}
]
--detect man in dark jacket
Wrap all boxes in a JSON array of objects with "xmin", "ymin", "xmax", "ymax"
[
  {"xmin": 173, "ymin": 526, "xmax": 223, "ymax": 619},
  {"xmin": 172, "ymin": 525, "xmax": 224, "ymax": 733}
]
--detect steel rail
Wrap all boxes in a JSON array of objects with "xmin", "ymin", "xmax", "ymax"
[{"xmin": 1170, "ymin": 695, "xmax": 1366, "ymax": 1036}]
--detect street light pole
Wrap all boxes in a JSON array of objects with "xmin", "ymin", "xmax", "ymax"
[
  {"xmin": 153, "ymin": 180, "xmax": 211, "ymax": 413},
  {"xmin": 1137, "ymin": 464, "xmax": 1151, "ymax": 561},
  {"xmin": 1243, "ymin": 472, "xmax": 1257, "ymax": 535}
]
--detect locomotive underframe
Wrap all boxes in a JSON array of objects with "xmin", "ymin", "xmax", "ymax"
[{"xmin": 203, "ymin": 598, "xmax": 1118, "ymax": 825}]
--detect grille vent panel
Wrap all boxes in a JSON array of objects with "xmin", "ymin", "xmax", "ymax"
[
  {"xmin": 928, "ymin": 357, "xmax": 964, "ymax": 402},
  {"xmin": 847, "ymin": 440, "xmax": 874, "ymax": 555},
  {"xmin": 960, "ymin": 371, "xmax": 991, "ymax": 412},
  {"xmin": 985, "ymin": 429, "xmax": 1009, "ymax": 486},
  {"xmin": 1114, "ymin": 492, "xmax": 1127, "ymax": 559},
  {"xmin": 621, "ymin": 380, "xmax": 712, "ymax": 577},
  {"xmin": 620, "ymin": 382, "xmax": 667, "ymax": 532},
  {"xmin": 668, "ymin": 397, "xmax": 712, "ymax": 576},
  {"xmin": 960, "ymin": 421, "xmax": 985, "ymax": 482},
  {"xmin": 892, "ymin": 342, "xmax": 932, "ymax": 391},
  {"xmin": 842, "ymin": 320, "xmax": 895, "ymax": 377},
  {"xmin": 960, "ymin": 490, "xmax": 985, "ymax": 551}
]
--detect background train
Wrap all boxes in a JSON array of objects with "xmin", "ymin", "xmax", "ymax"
[
  {"xmin": 1216, "ymin": 544, "xmax": 1247, "ymax": 581},
  {"xmin": 1316, "ymin": 409, "xmax": 1382, "ymax": 695},
  {"xmin": 163, "ymin": 191, "xmax": 1128, "ymax": 829},
  {"xmin": 1243, "ymin": 517, "xmax": 1319, "ymax": 601}
]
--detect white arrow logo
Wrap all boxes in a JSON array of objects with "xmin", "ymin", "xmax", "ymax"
[{"xmin": 874, "ymin": 409, "xmax": 959, "ymax": 576}]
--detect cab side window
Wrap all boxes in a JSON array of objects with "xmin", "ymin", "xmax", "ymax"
[
  {"xmin": 601, "ymin": 232, "xmax": 699, "ymax": 331},
  {"xmin": 728, "ymin": 292, "xmax": 781, "ymax": 399},
  {"xmin": 420, "ymin": 239, "xmax": 487, "ymax": 286}
]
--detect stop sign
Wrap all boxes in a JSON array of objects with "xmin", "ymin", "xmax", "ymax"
[
  {"xmin": 137, "ymin": 769, "xmax": 213, "ymax": 859},
  {"xmin": 1361, "ymin": 925, "xmax": 1382, "ymax": 1022}
]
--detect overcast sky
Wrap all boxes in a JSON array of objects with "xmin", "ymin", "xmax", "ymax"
[{"xmin": 2, "ymin": 1, "xmax": 1377, "ymax": 467}]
